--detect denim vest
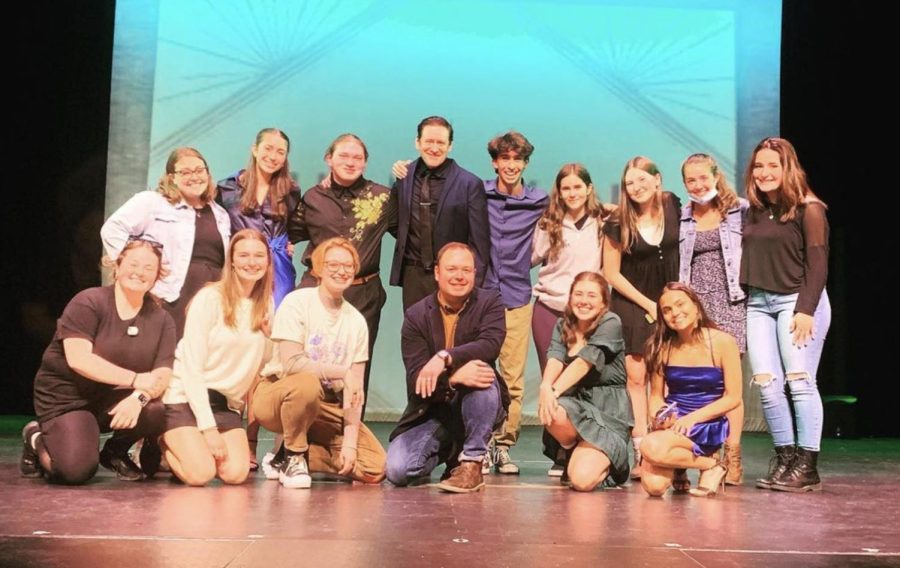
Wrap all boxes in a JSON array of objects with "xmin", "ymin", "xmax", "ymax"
[{"xmin": 679, "ymin": 198, "xmax": 748, "ymax": 302}]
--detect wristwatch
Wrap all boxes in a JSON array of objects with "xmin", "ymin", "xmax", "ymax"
[
  {"xmin": 130, "ymin": 390, "xmax": 150, "ymax": 407},
  {"xmin": 436, "ymin": 350, "xmax": 452, "ymax": 368}
]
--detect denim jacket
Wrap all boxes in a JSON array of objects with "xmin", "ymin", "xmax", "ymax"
[
  {"xmin": 101, "ymin": 191, "xmax": 231, "ymax": 302},
  {"xmin": 679, "ymin": 198, "xmax": 748, "ymax": 303}
]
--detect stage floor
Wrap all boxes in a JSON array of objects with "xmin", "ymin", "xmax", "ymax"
[{"xmin": 1, "ymin": 425, "xmax": 898, "ymax": 567}]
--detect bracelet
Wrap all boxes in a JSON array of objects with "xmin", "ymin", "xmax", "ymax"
[{"xmin": 130, "ymin": 372, "xmax": 138, "ymax": 387}]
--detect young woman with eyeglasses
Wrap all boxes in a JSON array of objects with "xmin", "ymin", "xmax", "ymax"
[
  {"xmin": 250, "ymin": 237, "xmax": 386, "ymax": 489},
  {"xmin": 102, "ymin": 147, "xmax": 231, "ymax": 338}
]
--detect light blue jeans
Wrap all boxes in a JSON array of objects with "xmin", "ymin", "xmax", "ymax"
[
  {"xmin": 385, "ymin": 380, "xmax": 504, "ymax": 486},
  {"xmin": 746, "ymin": 287, "xmax": 831, "ymax": 451}
]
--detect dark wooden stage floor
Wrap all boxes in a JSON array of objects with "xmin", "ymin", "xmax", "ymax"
[{"xmin": 1, "ymin": 425, "xmax": 898, "ymax": 567}]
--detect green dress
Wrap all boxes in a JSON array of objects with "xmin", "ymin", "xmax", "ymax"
[{"xmin": 544, "ymin": 311, "xmax": 634, "ymax": 485}]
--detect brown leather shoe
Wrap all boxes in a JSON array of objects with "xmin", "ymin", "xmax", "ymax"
[{"xmin": 436, "ymin": 461, "xmax": 485, "ymax": 493}]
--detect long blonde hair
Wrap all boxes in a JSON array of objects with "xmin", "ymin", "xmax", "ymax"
[
  {"xmin": 215, "ymin": 229, "xmax": 273, "ymax": 331},
  {"xmin": 615, "ymin": 156, "xmax": 664, "ymax": 253}
]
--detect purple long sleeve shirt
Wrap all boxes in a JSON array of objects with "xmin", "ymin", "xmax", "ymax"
[{"xmin": 482, "ymin": 179, "xmax": 548, "ymax": 309}]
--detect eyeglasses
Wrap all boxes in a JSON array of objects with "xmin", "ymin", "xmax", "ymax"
[
  {"xmin": 126, "ymin": 235, "xmax": 163, "ymax": 251},
  {"xmin": 324, "ymin": 261, "xmax": 355, "ymax": 274},
  {"xmin": 173, "ymin": 167, "xmax": 207, "ymax": 178}
]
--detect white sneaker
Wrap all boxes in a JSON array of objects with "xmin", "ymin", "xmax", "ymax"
[
  {"xmin": 262, "ymin": 451, "xmax": 285, "ymax": 481},
  {"xmin": 482, "ymin": 449, "xmax": 494, "ymax": 475},
  {"xmin": 279, "ymin": 454, "xmax": 312, "ymax": 489}
]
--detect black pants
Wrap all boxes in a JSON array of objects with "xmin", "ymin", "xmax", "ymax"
[
  {"xmin": 300, "ymin": 272, "xmax": 387, "ymax": 419},
  {"xmin": 38, "ymin": 389, "xmax": 165, "ymax": 485},
  {"xmin": 401, "ymin": 263, "xmax": 437, "ymax": 312}
]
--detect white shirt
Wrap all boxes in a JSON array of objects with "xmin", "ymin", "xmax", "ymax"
[
  {"xmin": 531, "ymin": 215, "xmax": 603, "ymax": 312},
  {"xmin": 163, "ymin": 286, "xmax": 272, "ymax": 431},
  {"xmin": 101, "ymin": 191, "xmax": 231, "ymax": 302},
  {"xmin": 261, "ymin": 287, "xmax": 369, "ymax": 380}
]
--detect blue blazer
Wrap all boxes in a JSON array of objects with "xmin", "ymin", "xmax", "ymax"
[{"xmin": 389, "ymin": 158, "xmax": 490, "ymax": 286}]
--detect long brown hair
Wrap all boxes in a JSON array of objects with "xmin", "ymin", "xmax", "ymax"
[
  {"xmin": 613, "ymin": 156, "xmax": 667, "ymax": 254},
  {"xmin": 645, "ymin": 282, "xmax": 719, "ymax": 377},
  {"xmin": 536, "ymin": 163, "xmax": 612, "ymax": 261},
  {"xmin": 744, "ymin": 137, "xmax": 825, "ymax": 222},
  {"xmin": 681, "ymin": 153, "xmax": 740, "ymax": 217},
  {"xmin": 560, "ymin": 272, "xmax": 611, "ymax": 348},
  {"xmin": 238, "ymin": 128, "xmax": 297, "ymax": 220},
  {"xmin": 215, "ymin": 229, "xmax": 273, "ymax": 331},
  {"xmin": 157, "ymin": 147, "xmax": 216, "ymax": 205}
]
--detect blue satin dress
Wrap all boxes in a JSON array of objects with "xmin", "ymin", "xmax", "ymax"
[{"xmin": 664, "ymin": 365, "xmax": 729, "ymax": 456}]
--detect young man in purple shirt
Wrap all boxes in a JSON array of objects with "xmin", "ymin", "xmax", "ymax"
[
  {"xmin": 393, "ymin": 131, "xmax": 547, "ymax": 474},
  {"xmin": 481, "ymin": 132, "xmax": 548, "ymax": 474}
]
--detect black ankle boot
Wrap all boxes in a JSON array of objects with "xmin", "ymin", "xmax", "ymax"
[
  {"xmin": 772, "ymin": 447, "xmax": 821, "ymax": 492},
  {"xmin": 756, "ymin": 445, "xmax": 795, "ymax": 489}
]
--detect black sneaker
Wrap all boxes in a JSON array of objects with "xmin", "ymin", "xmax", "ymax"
[
  {"xmin": 20, "ymin": 421, "xmax": 43, "ymax": 478},
  {"xmin": 100, "ymin": 445, "xmax": 145, "ymax": 481}
]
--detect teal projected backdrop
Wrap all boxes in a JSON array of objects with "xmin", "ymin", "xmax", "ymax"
[{"xmin": 107, "ymin": 0, "xmax": 781, "ymax": 421}]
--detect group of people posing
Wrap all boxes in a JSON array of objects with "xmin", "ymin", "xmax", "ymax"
[{"xmin": 21, "ymin": 116, "xmax": 830, "ymax": 498}]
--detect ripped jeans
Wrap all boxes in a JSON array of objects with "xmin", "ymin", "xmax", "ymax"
[{"xmin": 746, "ymin": 287, "xmax": 831, "ymax": 451}]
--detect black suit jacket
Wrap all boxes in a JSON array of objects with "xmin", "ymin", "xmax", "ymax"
[
  {"xmin": 389, "ymin": 288, "xmax": 509, "ymax": 440},
  {"xmin": 388, "ymin": 158, "xmax": 490, "ymax": 286}
]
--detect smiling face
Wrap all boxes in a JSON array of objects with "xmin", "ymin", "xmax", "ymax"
[
  {"xmin": 171, "ymin": 155, "xmax": 210, "ymax": 203},
  {"xmin": 558, "ymin": 173, "xmax": 591, "ymax": 216},
  {"xmin": 320, "ymin": 245, "xmax": 357, "ymax": 297},
  {"xmin": 252, "ymin": 131, "xmax": 288, "ymax": 177},
  {"xmin": 623, "ymin": 167, "xmax": 661, "ymax": 207},
  {"xmin": 569, "ymin": 279, "xmax": 605, "ymax": 323},
  {"xmin": 415, "ymin": 125, "xmax": 453, "ymax": 169},
  {"xmin": 492, "ymin": 150, "xmax": 527, "ymax": 190},
  {"xmin": 659, "ymin": 289, "xmax": 700, "ymax": 333},
  {"xmin": 752, "ymin": 148, "xmax": 783, "ymax": 194},
  {"xmin": 115, "ymin": 245, "xmax": 161, "ymax": 295},
  {"xmin": 231, "ymin": 237, "xmax": 269, "ymax": 287},
  {"xmin": 326, "ymin": 138, "xmax": 367, "ymax": 186},
  {"xmin": 434, "ymin": 247, "xmax": 475, "ymax": 304},
  {"xmin": 683, "ymin": 161, "xmax": 716, "ymax": 201}
]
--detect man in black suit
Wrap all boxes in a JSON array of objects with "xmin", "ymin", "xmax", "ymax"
[{"xmin": 389, "ymin": 116, "xmax": 490, "ymax": 311}]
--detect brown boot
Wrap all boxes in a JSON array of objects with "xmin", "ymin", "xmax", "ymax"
[
  {"xmin": 436, "ymin": 461, "xmax": 485, "ymax": 493},
  {"xmin": 723, "ymin": 443, "xmax": 743, "ymax": 486}
]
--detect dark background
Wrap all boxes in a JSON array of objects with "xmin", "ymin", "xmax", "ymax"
[{"xmin": 6, "ymin": 2, "xmax": 893, "ymax": 436}]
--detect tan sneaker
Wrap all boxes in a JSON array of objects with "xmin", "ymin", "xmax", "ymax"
[{"xmin": 436, "ymin": 461, "xmax": 485, "ymax": 493}]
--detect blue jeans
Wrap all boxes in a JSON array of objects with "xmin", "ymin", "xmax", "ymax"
[
  {"xmin": 746, "ymin": 287, "xmax": 831, "ymax": 451},
  {"xmin": 386, "ymin": 380, "xmax": 505, "ymax": 486}
]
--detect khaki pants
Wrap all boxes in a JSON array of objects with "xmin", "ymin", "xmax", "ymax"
[
  {"xmin": 252, "ymin": 372, "xmax": 386, "ymax": 482},
  {"xmin": 493, "ymin": 303, "xmax": 532, "ymax": 448}
]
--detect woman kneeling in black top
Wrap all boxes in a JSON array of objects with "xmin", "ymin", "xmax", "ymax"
[{"xmin": 21, "ymin": 238, "xmax": 176, "ymax": 484}]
